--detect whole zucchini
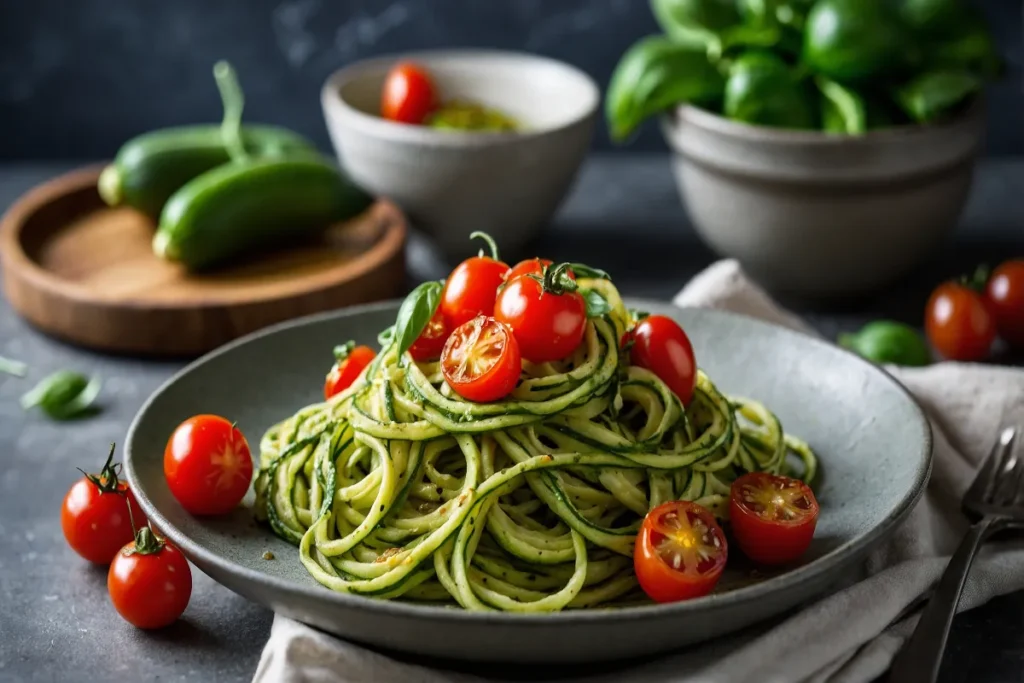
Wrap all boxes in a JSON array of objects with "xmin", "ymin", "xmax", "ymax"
[
  {"xmin": 152, "ymin": 155, "xmax": 374, "ymax": 271},
  {"xmin": 98, "ymin": 125, "xmax": 315, "ymax": 219}
]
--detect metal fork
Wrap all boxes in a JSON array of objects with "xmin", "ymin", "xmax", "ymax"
[{"xmin": 888, "ymin": 426, "xmax": 1022, "ymax": 683}]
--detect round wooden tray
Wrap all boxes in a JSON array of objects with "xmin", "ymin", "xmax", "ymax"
[{"xmin": 0, "ymin": 166, "xmax": 406, "ymax": 356}]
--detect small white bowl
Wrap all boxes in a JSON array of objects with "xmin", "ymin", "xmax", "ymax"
[{"xmin": 322, "ymin": 50, "xmax": 599, "ymax": 257}]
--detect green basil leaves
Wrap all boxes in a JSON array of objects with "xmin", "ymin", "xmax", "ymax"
[
  {"xmin": 393, "ymin": 281, "xmax": 443, "ymax": 357},
  {"xmin": 0, "ymin": 356, "xmax": 26, "ymax": 377},
  {"xmin": 21, "ymin": 370, "xmax": 103, "ymax": 420},
  {"xmin": 839, "ymin": 321, "xmax": 931, "ymax": 367}
]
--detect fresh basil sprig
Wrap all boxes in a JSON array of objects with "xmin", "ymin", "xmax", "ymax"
[
  {"xmin": 393, "ymin": 281, "xmax": 443, "ymax": 357},
  {"xmin": 0, "ymin": 356, "xmax": 26, "ymax": 377},
  {"xmin": 20, "ymin": 370, "xmax": 102, "ymax": 420},
  {"xmin": 580, "ymin": 289, "xmax": 612, "ymax": 318}
]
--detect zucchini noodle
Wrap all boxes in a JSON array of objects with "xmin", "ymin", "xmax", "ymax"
[{"xmin": 254, "ymin": 279, "xmax": 817, "ymax": 612}]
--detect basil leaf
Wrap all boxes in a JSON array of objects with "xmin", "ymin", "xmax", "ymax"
[
  {"xmin": 569, "ymin": 263, "xmax": 612, "ymax": 281},
  {"xmin": 895, "ymin": 69, "xmax": 981, "ymax": 123},
  {"xmin": 20, "ymin": 370, "xmax": 102, "ymax": 420},
  {"xmin": 581, "ymin": 289, "xmax": 612, "ymax": 318},
  {"xmin": 838, "ymin": 321, "xmax": 931, "ymax": 367},
  {"xmin": 0, "ymin": 356, "xmax": 26, "ymax": 377},
  {"xmin": 394, "ymin": 281, "xmax": 443, "ymax": 357},
  {"xmin": 816, "ymin": 76, "xmax": 867, "ymax": 134}
]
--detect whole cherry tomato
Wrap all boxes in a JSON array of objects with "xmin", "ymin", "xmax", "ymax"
[
  {"xmin": 925, "ymin": 281, "xmax": 996, "ymax": 361},
  {"xmin": 381, "ymin": 61, "xmax": 436, "ymax": 124},
  {"xmin": 634, "ymin": 500, "xmax": 728, "ymax": 603},
  {"xmin": 108, "ymin": 527, "xmax": 192, "ymax": 629},
  {"xmin": 986, "ymin": 260, "xmax": 1024, "ymax": 349},
  {"xmin": 164, "ymin": 415, "xmax": 253, "ymax": 516},
  {"xmin": 505, "ymin": 258, "xmax": 576, "ymax": 282},
  {"xmin": 408, "ymin": 309, "xmax": 450, "ymax": 362},
  {"xmin": 441, "ymin": 316, "xmax": 521, "ymax": 402},
  {"xmin": 494, "ymin": 263, "xmax": 587, "ymax": 363},
  {"xmin": 440, "ymin": 232, "xmax": 510, "ymax": 329},
  {"xmin": 324, "ymin": 343, "xmax": 377, "ymax": 399},
  {"xmin": 62, "ymin": 444, "xmax": 147, "ymax": 564},
  {"xmin": 730, "ymin": 472, "xmax": 819, "ymax": 565},
  {"xmin": 628, "ymin": 315, "xmax": 698, "ymax": 405}
]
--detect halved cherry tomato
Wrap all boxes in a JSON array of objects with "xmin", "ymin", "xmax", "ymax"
[
  {"xmin": 505, "ymin": 258, "xmax": 576, "ymax": 282},
  {"xmin": 628, "ymin": 315, "xmax": 697, "ymax": 405},
  {"xmin": 730, "ymin": 472, "xmax": 819, "ymax": 566},
  {"xmin": 108, "ymin": 527, "xmax": 191, "ymax": 629},
  {"xmin": 441, "ymin": 316, "xmax": 521, "ymax": 402},
  {"xmin": 440, "ymin": 233, "xmax": 510, "ymax": 329},
  {"xmin": 408, "ymin": 309, "xmax": 450, "ymax": 362},
  {"xmin": 62, "ymin": 444, "xmax": 147, "ymax": 564},
  {"xmin": 164, "ymin": 415, "xmax": 253, "ymax": 516},
  {"xmin": 925, "ymin": 281, "xmax": 996, "ymax": 361},
  {"xmin": 634, "ymin": 500, "xmax": 728, "ymax": 603},
  {"xmin": 986, "ymin": 260, "xmax": 1024, "ymax": 349},
  {"xmin": 381, "ymin": 61, "xmax": 436, "ymax": 124},
  {"xmin": 324, "ymin": 344, "xmax": 377, "ymax": 399},
  {"xmin": 494, "ymin": 266, "xmax": 587, "ymax": 363}
]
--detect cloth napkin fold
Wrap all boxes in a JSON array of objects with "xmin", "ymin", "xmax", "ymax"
[{"xmin": 254, "ymin": 260, "xmax": 1024, "ymax": 683}]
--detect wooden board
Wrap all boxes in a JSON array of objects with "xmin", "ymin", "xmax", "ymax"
[{"xmin": 0, "ymin": 166, "xmax": 406, "ymax": 356}]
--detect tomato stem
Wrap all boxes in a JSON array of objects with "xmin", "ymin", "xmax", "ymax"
[
  {"xmin": 536, "ymin": 262, "xmax": 579, "ymax": 296},
  {"xmin": 333, "ymin": 340, "xmax": 355, "ymax": 361},
  {"xmin": 960, "ymin": 264, "xmax": 991, "ymax": 291},
  {"xmin": 79, "ymin": 443, "xmax": 124, "ymax": 495},
  {"xmin": 126, "ymin": 525, "xmax": 166, "ymax": 556},
  {"xmin": 468, "ymin": 231, "xmax": 500, "ymax": 261}
]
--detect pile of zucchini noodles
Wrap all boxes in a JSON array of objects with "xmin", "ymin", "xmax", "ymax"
[{"xmin": 254, "ymin": 279, "xmax": 816, "ymax": 612}]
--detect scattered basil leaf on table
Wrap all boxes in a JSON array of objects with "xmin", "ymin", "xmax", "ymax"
[
  {"xmin": 20, "ymin": 370, "xmax": 102, "ymax": 420},
  {"xmin": 394, "ymin": 281, "xmax": 443, "ymax": 357},
  {"xmin": 0, "ymin": 356, "xmax": 27, "ymax": 377},
  {"xmin": 816, "ymin": 76, "xmax": 867, "ymax": 134},
  {"xmin": 895, "ymin": 69, "xmax": 982, "ymax": 123},
  {"xmin": 605, "ymin": 35, "xmax": 726, "ymax": 141},
  {"xmin": 839, "ymin": 321, "xmax": 931, "ymax": 367}
]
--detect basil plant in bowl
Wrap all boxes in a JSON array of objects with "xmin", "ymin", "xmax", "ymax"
[{"xmin": 608, "ymin": 0, "xmax": 1003, "ymax": 296}]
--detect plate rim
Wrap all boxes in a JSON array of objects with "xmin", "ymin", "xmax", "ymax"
[{"xmin": 124, "ymin": 299, "xmax": 933, "ymax": 625}]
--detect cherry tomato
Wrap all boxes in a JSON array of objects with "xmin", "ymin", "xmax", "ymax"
[
  {"xmin": 441, "ymin": 316, "xmax": 521, "ymax": 402},
  {"xmin": 505, "ymin": 258, "xmax": 576, "ymax": 282},
  {"xmin": 925, "ymin": 281, "xmax": 996, "ymax": 361},
  {"xmin": 494, "ymin": 273, "xmax": 587, "ymax": 363},
  {"xmin": 380, "ymin": 61, "xmax": 436, "ymax": 124},
  {"xmin": 408, "ymin": 309, "xmax": 450, "ymax": 362},
  {"xmin": 628, "ymin": 315, "xmax": 698, "ymax": 405},
  {"xmin": 61, "ymin": 445, "xmax": 147, "ymax": 564},
  {"xmin": 108, "ymin": 528, "xmax": 191, "ymax": 629},
  {"xmin": 440, "ymin": 235, "xmax": 510, "ymax": 330},
  {"xmin": 986, "ymin": 260, "xmax": 1024, "ymax": 349},
  {"xmin": 730, "ymin": 472, "xmax": 819, "ymax": 565},
  {"xmin": 324, "ymin": 344, "xmax": 377, "ymax": 399},
  {"xmin": 164, "ymin": 415, "xmax": 253, "ymax": 516},
  {"xmin": 634, "ymin": 500, "xmax": 728, "ymax": 603}
]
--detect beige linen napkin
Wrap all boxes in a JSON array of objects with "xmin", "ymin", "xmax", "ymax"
[{"xmin": 254, "ymin": 260, "xmax": 1024, "ymax": 683}]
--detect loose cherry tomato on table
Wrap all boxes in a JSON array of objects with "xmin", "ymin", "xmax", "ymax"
[
  {"xmin": 62, "ymin": 444, "xmax": 147, "ymax": 564},
  {"xmin": 164, "ymin": 415, "xmax": 253, "ymax": 516},
  {"xmin": 729, "ymin": 472, "xmax": 819, "ymax": 566},
  {"xmin": 381, "ymin": 61, "xmax": 436, "ymax": 124},
  {"xmin": 441, "ymin": 316, "xmax": 521, "ymax": 402},
  {"xmin": 925, "ymin": 280, "xmax": 996, "ymax": 361},
  {"xmin": 324, "ymin": 343, "xmax": 377, "ymax": 399},
  {"xmin": 108, "ymin": 526, "xmax": 192, "ymax": 629},
  {"xmin": 494, "ymin": 263, "xmax": 587, "ymax": 363},
  {"xmin": 985, "ymin": 260, "xmax": 1024, "ymax": 349},
  {"xmin": 634, "ymin": 500, "xmax": 728, "ymax": 603},
  {"xmin": 408, "ymin": 309, "xmax": 450, "ymax": 362},
  {"xmin": 627, "ymin": 315, "xmax": 698, "ymax": 405},
  {"xmin": 440, "ymin": 232, "xmax": 510, "ymax": 329}
]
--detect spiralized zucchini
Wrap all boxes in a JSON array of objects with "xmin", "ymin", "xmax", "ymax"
[{"xmin": 254, "ymin": 280, "xmax": 816, "ymax": 612}]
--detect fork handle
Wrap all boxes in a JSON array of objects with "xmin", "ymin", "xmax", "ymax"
[{"xmin": 888, "ymin": 514, "xmax": 1004, "ymax": 683}]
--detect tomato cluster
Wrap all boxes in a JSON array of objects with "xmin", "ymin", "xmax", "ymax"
[
  {"xmin": 925, "ymin": 259, "xmax": 1024, "ymax": 361},
  {"xmin": 635, "ymin": 473, "xmax": 819, "ymax": 604}
]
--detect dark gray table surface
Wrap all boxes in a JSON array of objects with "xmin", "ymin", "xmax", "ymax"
[{"xmin": 1, "ymin": 156, "xmax": 1022, "ymax": 683}]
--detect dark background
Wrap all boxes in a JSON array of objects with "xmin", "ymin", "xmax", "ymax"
[{"xmin": 0, "ymin": 0, "xmax": 1020, "ymax": 160}]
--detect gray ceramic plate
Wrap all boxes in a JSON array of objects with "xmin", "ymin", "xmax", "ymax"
[{"xmin": 124, "ymin": 301, "xmax": 931, "ymax": 664}]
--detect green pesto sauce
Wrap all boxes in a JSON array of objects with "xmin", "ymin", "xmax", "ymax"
[{"xmin": 426, "ymin": 100, "xmax": 519, "ymax": 132}]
